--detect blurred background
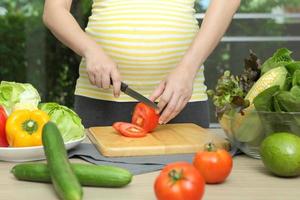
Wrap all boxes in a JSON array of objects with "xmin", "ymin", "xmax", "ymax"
[{"xmin": 1, "ymin": 0, "xmax": 300, "ymax": 123}]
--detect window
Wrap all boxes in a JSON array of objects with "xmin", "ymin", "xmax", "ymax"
[{"xmin": 195, "ymin": 0, "xmax": 300, "ymax": 123}]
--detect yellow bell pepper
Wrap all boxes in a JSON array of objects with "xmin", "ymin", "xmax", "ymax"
[{"xmin": 6, "ymin": 109, "xmax": 50, "ymax": 147}]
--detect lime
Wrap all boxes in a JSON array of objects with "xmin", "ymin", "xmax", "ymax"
[{"xmin": 260, "ymin": 132, "xmax": 300, "ymax": 177}]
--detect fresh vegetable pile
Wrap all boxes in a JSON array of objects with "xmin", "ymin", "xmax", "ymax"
[
  {"xmin": 208, "ymin": 48, "xmax": 300, "ymax": 140},
  {"xmin": 208, "ymin": 48, "xmax": 300, "ymax": 117},
  {"xmin": 0, "ymin": 81, "xmax": 85, "ymax": 147},
  {"xmin": 209, "ymin": 47, "xmax": 300, "ymax": 178}
]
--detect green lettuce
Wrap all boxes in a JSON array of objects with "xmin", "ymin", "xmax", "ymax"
[
  {"xmin": 0, "ymin": 81, "xmax": 41, "ymax": 114},
  {"xmin": 39, "ymin": 102, "xmax": 85, "ymax": 142},
  {"xmin": 261, "ymin": 48, "xmax": 293, "ymax": 74}
]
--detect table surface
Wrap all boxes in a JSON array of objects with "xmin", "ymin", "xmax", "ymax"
[{"xmin": 1, "ymin": 129, "xmax": 299, "ymax": 200}]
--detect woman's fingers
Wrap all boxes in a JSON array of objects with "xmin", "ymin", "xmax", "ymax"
[
  {"xmin": 92, "ymin": 69, "xmax": 102, "ymax": 88},
  {"xmin": 111, "ymin": 69, "xmax": 121, "ymax": 97},
  {"xmin": 159, "ymin": 93, "xmax": 181, "ymax": 124},
  {"xmin": 101, "ymin": 73, "xmax": 110, "ymax": 89},
  {"xmin": 85, "ymin": 51, "xmax": 120, "ymax": 96},
  {"xmin": 87, "ymin": 71, "xmax": 96, "ymax": 85},
  {"xmin": 165, "ymin": 96, "xmax": 186, "ymax": 123},
  {"xmin": 149, "ymin": 81, "xmax": 166, "ymax": 102}
]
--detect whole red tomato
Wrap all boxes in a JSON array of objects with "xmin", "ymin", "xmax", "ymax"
[
  {"xmin": 193, "ymin": 143, "xmax": 233, "ymax": 184},
  {"xmin": 132, "ymin": 102, "xmax": 159, "ymax": 132},
  {"xmin": 154, "ymin": 162, "xmax": 205, "ymax": 200}
]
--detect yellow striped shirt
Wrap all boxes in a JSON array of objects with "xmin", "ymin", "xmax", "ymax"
[{"xmin": 75, "ymin": 0, "xmax": 208, "ymax": 102}]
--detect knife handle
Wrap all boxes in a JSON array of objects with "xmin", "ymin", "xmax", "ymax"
[{"xmin": 110, "ymin": 78, "xmax": 128, "ymax": 92}]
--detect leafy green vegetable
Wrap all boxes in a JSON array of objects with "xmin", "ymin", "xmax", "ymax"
[
  {"xmin": 291, "ymin": 86, "xmax": 300, "ymax": 97},
  {"xmin": 275, "ymin": 91, "xmax": 300, "ymax": 112},
  {"xmin": 238, "ymin": 50, "xmax": 261, "ymax": 95},
  {"xmin": 207, "ymin": 71, "xmax": 249, "ymax": 118},
  {"xmin": 285, "ymin": 62, "xmax": 300, "ymax": 76},
  {"xmin": 261, "ymin": 48, "xmax": 293, "ymax": 74},
  {"xmin": 253, "ymin": 85, "xmax": 279, "ymax": 112},
  {"xmin": 210, "ymin": 48, "xmax": 300, "ymax": 146},
  {"xmin": 292, "ymin": 70, "xmax": 300, "ymax": 87},
  {"xmin": 273, "ymin": 95, "xmax": 283, "ymax": 112},
  {"xmin": 39, "ymin": 103, "xmax": 85, "ymax": 142},
  {"xmin": 0, "ymin": 81, "xmax": 41, "ymax": 114},
  {"xmin": 208, "ymin": 50, "xmax": 262, "ymax": 118}
]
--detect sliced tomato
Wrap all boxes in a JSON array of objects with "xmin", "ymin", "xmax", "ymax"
[
  {"xmin": 0, "ymin": 106, "xmax": 8, "ymax": 147},
  {"xmin": 113, "ymin": 122, "xmax": 147, "ymax": 138},
  {"xmin": 112, "ymin": 122, "xmax": 123, "ymax": 132},
  {"xmin": 132, "ymin": 103, "xmax": 159, "ymax": 132}
]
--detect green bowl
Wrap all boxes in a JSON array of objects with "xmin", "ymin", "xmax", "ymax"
[{"xmin": 219, "ymin": 107, "xmax": 300, "ymax": 159}]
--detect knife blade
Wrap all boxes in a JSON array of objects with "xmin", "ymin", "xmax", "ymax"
[{"xmin": 111, "ymin": 79, "xmax": 159, "ymax": 110}]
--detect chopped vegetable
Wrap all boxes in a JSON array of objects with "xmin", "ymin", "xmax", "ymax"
[
  {"xmin": 39, "ymin": 103, "xmax": 85, "ymax": 142},
  {"xmin": 113, "ymin": 122, "xmax": 147, "ymax": 138},
  {"xmin": 5, "ymin": 109, "xmax": 50, "ymax": 147},
  {"xmin": 132, "ymin": 102, "xmax": 159, "ymax": 132}
]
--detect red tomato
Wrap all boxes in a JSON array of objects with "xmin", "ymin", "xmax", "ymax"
[
  {"xmin": 154, "ymin": 162, "xmax": 205, "ymax": 200},
  {"xmin": 0, "ymin": 106, "xmax": 8, "ymax": 147},
  {"xmin": 113, "ymin": 122, "xmax": 147, "ymax": 138},
  {"xmin": 132, "ymin": 103, "xmax": 159, "ymax": 132},
  {"xmin": 112, "ymin": 122, "xmax": 123, "ymax": 132},
  {"xmin": 193, "ymin": 143, "xmax": 233, "ymax": 184}
]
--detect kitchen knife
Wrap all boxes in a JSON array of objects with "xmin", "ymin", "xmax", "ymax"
[{"xmin": 111, "ymin": 79, "xmax": 159, "ymax": 110}]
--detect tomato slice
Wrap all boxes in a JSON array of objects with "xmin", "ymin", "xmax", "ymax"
[
  {"xmin": 132, "ymin": 103, "xmax": 159, "ymax": 133},
  {"xmin": 112, "ymin": 122, "xmax": 123, "ymax": 132},
  {"xmin": 113, "ymin": 122, "xmax": 147, "ymax": 138}
]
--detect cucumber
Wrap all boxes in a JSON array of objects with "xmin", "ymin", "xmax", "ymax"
[
  {"xmin": 11, "ymin": 163, "xmax": 133, "ymax": 187},
  {"xmin": 42, "ymin": 122, "xmax": 82, "ymax": 200}
]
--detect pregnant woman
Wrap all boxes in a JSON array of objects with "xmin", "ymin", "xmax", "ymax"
[{"xmin": 43, "ymin": 0, "xmax": 240, "ymax": 128}]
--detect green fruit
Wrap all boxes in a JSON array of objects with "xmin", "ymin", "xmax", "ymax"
[
  {"xmin": 11, "ymin": 163, "xmax": 133, "ymax": 188},
  {"xmin": 42, "ymin": 122, "xmax": 83, "ymax": 200},
  {"xmin": 260, "ymin": 132, "xmax": 300, "ymax": 177}
]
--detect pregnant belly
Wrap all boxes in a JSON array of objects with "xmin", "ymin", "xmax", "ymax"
[{"xmin": 86, "ymin": 1, "xmax": 198, "ymax": 63}]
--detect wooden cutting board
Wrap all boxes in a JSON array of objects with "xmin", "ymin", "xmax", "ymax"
[{"xmin": 87, "ymin": 123, "xmax": 230, "ymax": 157}]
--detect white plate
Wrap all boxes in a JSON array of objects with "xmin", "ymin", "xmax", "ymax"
[{"xmin": 0, "ymin": 135, "xmax": 86, "ymax": 162}]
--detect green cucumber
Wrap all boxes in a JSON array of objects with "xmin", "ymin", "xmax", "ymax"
[
  {"xmin": 11, "ymin": 163, "xmax": 133, "ymax": 187},
  {"xmin": 42, "ymin": 122, "xmax": 82, "ymax": 200}
]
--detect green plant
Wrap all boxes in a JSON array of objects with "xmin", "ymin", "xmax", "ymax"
[{"xmin": 0, "ymin": 0, "xmax": 92, "ymax": 108}]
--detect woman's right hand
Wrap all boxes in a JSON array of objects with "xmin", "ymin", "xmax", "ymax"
[
  {"xmin": 43, "ymin": 0, "xmax": 122, "ymax": 97},
  {"xmin": 84, "ymin": 45, "xmax": 121, "ymax": 98}
]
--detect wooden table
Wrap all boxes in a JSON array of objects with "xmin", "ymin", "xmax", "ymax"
[{"xmin": 1, "ymin": 129, "xmax": 299, "ymax": 200}]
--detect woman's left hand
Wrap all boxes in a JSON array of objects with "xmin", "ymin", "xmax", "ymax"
[{"xmin": 150, "ymin": 67, "xmax": 196, "ymax": 124}]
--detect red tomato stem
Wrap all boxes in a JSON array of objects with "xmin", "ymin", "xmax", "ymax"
[
  {"xmin": 205, "ymin": 142, "xmax": 216, "ymax": 152},
  {"xmin": 168, "ymin": 169, "xmax": 183, "ymax": 182}
]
